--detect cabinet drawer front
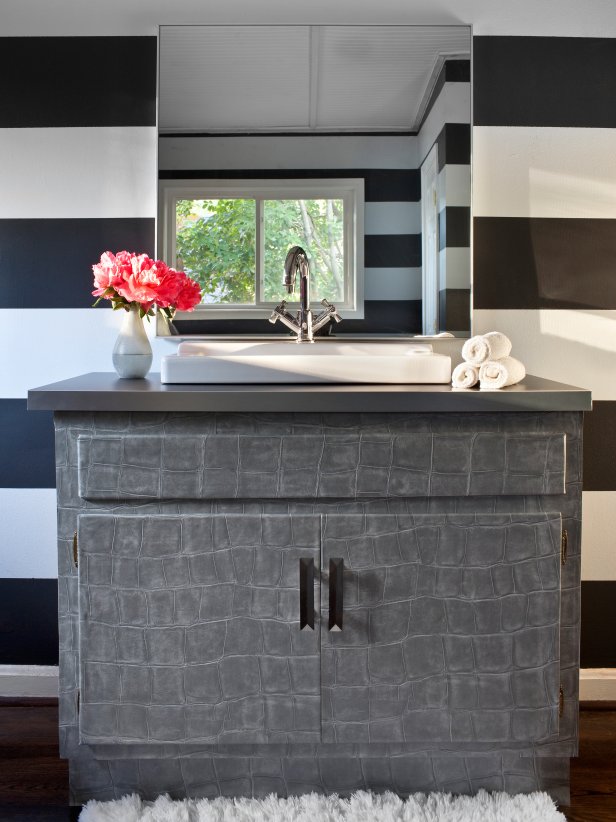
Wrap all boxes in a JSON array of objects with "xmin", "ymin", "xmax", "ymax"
[
  {"xmin": 321, "ymin": 512, "xmax": 562, "ymax": 746},
  {"xmin": 77, "ymin": 514, "xmax": 320, "ymax": 746},
  {"xmin": 77, "ymin": 432, "xmax": 566, "ymax": 500}
]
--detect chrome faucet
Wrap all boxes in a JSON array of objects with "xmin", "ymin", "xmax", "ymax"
[{"xmin": 268, "ymin": 246, "xmax": 342, "ymax": 342}]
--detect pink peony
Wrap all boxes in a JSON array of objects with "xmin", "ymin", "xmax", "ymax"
[
  {"xmin": 92, "ymin": 250, "xmax": 132, "ymax": 297},
  {"xmin": 115, "ymin": 256, "xmax": 168, "ymax": 307},
  {"xmin": 155, "ymin": 268, "xmax": 186, "ymax": 308},
  {"xmin": 174, "ymin": 277, "xmax": 203, "ymax": 311},
  {"xmin": 91, "ymin": 250, "xmax": 202, "ymax": 314}
]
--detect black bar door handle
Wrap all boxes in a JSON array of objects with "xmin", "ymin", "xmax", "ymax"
[
  {"xmin": 328, "ymin": 558, "xmax": 344, "ymax": 632},
  {"xmin": 299, "ymin": 558, "xmax": 314, "ymax": 630}
]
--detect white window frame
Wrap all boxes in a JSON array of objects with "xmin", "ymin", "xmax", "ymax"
[{"xmin": 158, "ymin": 178, "xmax": 364, "ymax": 321}]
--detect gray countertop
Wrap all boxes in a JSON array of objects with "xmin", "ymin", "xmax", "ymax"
[{"xmin": 27, "ymin": 373, "xmax": 592, "ymax": 413}]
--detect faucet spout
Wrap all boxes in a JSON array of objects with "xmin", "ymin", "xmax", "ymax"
[
  {"xmin": 283, "ymin": 246, "xmax": 310, "ymax": 304},
  {"xmin": 282, "ymin": 246, "xmax": 313, "ymax": 341}
]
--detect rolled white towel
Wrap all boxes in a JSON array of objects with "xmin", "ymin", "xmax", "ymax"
[
  {"xmin": 479, "ymin": 356, "xmax": 526, "ymax": 390},
  {"xmin": 452, "ymin": 362, "xmax": 479, "ymax": 389},
  {"xmin": 462, "ymin": 332, "xmax": 512, "ymax": 366}
]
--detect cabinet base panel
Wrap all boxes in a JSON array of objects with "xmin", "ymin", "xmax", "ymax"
[{"xmin": 68, "ymin": 753, "xmax": 570, "ymax": 806}]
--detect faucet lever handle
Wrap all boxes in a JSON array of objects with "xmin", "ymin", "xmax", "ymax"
[
  {"xmin": 320, "ymin": 298, "xmax": 342, "ymax": 323},
  {"xmin": 269, "ymin": 300, "xmax": 289, "ymax": 324}
]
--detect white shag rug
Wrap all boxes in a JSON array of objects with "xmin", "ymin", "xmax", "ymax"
[{"xmin": 78, "ymin": 790, "xmax": 566, "ymax": 821}]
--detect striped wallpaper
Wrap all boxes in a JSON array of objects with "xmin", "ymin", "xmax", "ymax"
[
  {"xmin": 472, "ymin": 35, "xmax": 616, "ymax": 667},
  {"xmin": 0, "ymin": 36, "xmax": 158, "ymax": 664},
  {"xmin": 0, "ymin": 25, "xmax": 614, "ymax": 676}
]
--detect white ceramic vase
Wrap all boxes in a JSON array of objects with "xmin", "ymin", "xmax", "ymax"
[{"xmin": 112, "ymin": 305, "xmax": 153, "ymax": 379}]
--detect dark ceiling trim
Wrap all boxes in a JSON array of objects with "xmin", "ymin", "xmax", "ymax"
[{"xmin": 159, "ymin": 131, "xmax": 419, "ymax": 138}]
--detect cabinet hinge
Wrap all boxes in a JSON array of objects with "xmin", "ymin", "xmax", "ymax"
[
  {"xmin": 73, "ymin": 531, "xmax": 78, "ymax": 568},
  {"xmin": 561, "ymin": 529, "xmax": 568, "ymax": 566},
  {"xmin": 76, "ymin": 689, "xmax": 80, "ymax": 714},
  {"xmin": 559, "ymin": 685, "xmax": 564, "ymax": 718}
]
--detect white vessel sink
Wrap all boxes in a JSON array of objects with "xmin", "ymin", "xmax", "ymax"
[{"xmin": 161, "ymin": 340, "xmax": 452, "ymax": 384}]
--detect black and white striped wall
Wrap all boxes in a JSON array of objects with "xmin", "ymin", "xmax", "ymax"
[
  {"xmin": 0, "ymin": 36, "xmax": 158, "ymax": 684},
  {"xmin": 417, "ymin": 59, "xmax": 471, "ymax": 334},
  {"xmin": 159, "ymin": 134, "xmax": 424, "ymax": 334},
  {"xmin": 472, "ymin": 35, "xmax": 616, "ymax": 687}
]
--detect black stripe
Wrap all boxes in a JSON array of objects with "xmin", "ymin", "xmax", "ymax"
[
  {"xmin": 583, "ymin": 402, "xmax": 616, "ymax": 491},
  {"xmin": 158, "ymin": 169, "xmax": 421, "ymax": 202},
  {"xmin": 474, "ymin": 36, "xmax": 616, "ymax": 128},
  {"xmin": 436, "ymin": 124, "xmax": 471, "ymax": 170},
  {"xmin": 418, "ymin": 59, "xmax": 470, "ymax": 131},
  {"xmin": 438, "ymin": 288, "xmax": 471, "ymax": 333},
  {"xmin": 0, "ymin": 37, "xmax": 156, "ymax": 127},
  {"xmin": 0, "ymin": 401, "xmax": 55, "ymax": 488},
  {"xmin": 364, "ymin": 234, "xmax": 421, "ymax": 268},
  {"xmin": 0, "ymin": 219, "xmax": 155, "ymax": 309},
  {"xmin": 474, "ymin": 217, "xmax": 616, "ymax": 309},
  {"xmin": 581, "ymin": 582, "xmax": 616, "ymax": 667},
  {"xmin": 172, "ymin": 299, "xmax": 423, "ymax": 336},
  {"xmin": 445, "ymin": 59, "xmax": 471, "ymax": 83},
  {"xmin": 438, "ymin": 207, "xmax": 471, "ymax": 250},
  {"xmin": 0, "ymin": 580, "xmax": 58, "ymax": 665}
]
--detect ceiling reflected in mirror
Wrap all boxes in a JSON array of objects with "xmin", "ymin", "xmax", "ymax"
[{"xmin": 159, "ymin": 25, "xmax": 470, "ymax": 133}]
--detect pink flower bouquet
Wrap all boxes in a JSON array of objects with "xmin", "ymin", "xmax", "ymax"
[{"xmin": 92, "ymin": 250, "xmax": 202, "ymax": 319}]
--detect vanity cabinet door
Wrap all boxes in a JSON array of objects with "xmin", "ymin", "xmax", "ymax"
[
  {"xmin": 321, "ymin": 513, "xmax": 562, "ymax": 746},
  {"xmin": 77, "ymin": 513, "xmax": 320, "ymax": 745}
]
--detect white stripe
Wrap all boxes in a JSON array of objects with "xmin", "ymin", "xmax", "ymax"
[
  {"xmin": 580, "ymin": 669, "xmax": 616, "ymax": 701},
  {"xmin": 0, "ymin": 127, "xmax": 157, "ymax": 219},
  {"xmin": 364, "ymin": 268, "xmax": 422, "ymax": 301},
  {"xmin": 3, "ymin": 5, "xmax": 616, "ymax": 38},
  {"xmin": 438, "ymin": 164, "xmax": 471, "ymax": 208},
  {"xmin": 158, "ymin": 134, "xmax": 418, "ymax": 170},
  {"xmin": 418, "ymin": 83, "xmax": 470, "ymax": 165},
  {"xmin": 473, "ymin": 309, "xmax": 615, "ymax": 400},
  {"xmin": 582, "ymin": 492, "xmax": 616, "ymax": 581},
  {"xmin": 364, "ymin": 202, "xmax": 421, "ymax": 235},
  {"xmin": 1, "ymin": 309, "xmax": 180, "ymax": 399},
  {"xmin": 439, "ymin": 247, "xmax": 471, "ymax": 290},
  {"xmin": 474, "ymin": 126, "xmax": 616, "ymax": 219},
  {"xmin": 0, "ymin": 666, "xmax": 58, "ymax": 698},
  {"xmin": 0, "ymin": 489, "xmax": 58, "ymax": 578}
]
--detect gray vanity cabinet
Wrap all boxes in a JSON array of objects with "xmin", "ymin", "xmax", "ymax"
[
  {"xmin": 40, "ymin": 399, "xmax": 585, "ymax": 805},
  {"xmin": 77, "ymin": 513, "xmax": 321, "ymax": 745}
]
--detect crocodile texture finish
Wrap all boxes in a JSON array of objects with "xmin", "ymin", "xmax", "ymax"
[
  {"xmin": 53, "ymin": 410, "xmax": 582, "ymax": 805},
  {"xmin": 77, "ymin": 431, "xmax": 566, "ymax": 501},
  {"xmin": 321, "ymin": 513, "xmax": 561, "ymax": 744},
  {"xmin": 78, "ymin": 514, "xmax": 320, "ymax": 745},
  {"xmin": 69, "ymin": 752, "xmax": 570, "ymax": 805}
]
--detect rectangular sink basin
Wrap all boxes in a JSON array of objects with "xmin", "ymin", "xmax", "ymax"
[{"xmin": 161, "ymin": 340, "xmax": 452, "ymax": 384}]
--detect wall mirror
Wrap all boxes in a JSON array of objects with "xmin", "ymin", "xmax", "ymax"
[{"xmin": 157, "ymin": 25, "xmax": 471, "ymax": 337}]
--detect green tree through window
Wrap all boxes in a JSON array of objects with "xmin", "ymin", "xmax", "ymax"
[
  {"xmin": 175, "ymin": 198, "xmax": 344, "ymax": 305},
  {"xmin": 176, "ymin": 198, "xmax": 256, "ymax": 304}
]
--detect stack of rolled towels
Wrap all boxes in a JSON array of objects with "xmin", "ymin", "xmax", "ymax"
[{"xmin": 452, "ymin": 331, "xmax": 526, "ymax": 390}]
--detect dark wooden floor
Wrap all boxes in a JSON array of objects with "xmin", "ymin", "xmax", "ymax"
[{"xmin": 0, "ymin": 699, "xmax": 614, "ymax": 821}]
